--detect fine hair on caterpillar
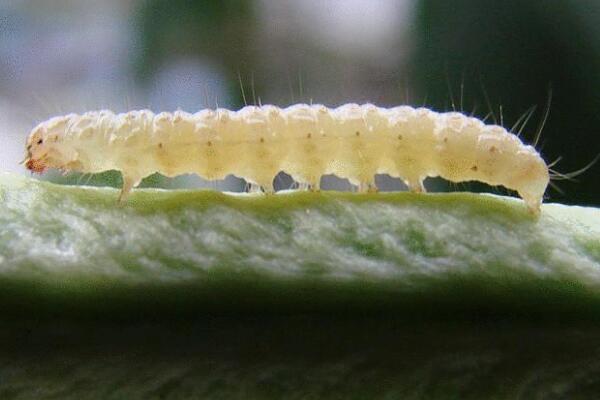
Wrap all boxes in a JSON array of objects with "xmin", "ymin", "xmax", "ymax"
[{"xmin": 23, "ymin": 103, "xmax": 558, "ymax": 214}]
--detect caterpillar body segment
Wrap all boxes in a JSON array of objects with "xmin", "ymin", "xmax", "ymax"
[{"xmin": 24, "ymin": 104, "xmax": 550, "ymax": 213}]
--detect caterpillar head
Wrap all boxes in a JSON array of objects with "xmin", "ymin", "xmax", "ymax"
[{"xmin": 23, "ymin": 116, "xmax": 73, "ymax": 174}]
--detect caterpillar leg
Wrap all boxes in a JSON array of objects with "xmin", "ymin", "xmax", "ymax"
[
  {"xmin": 297, "ymin": 182, "xmax": 311, "ymax": 191},
  {"xmin": 118, "ymin": 175, "xmax": 141, "ymax": 204},
  {"xmin": 310, "ymin": 178, "xmax": 321, "ymax": 192},
  {"xmin": 261, "ymin": 181, "xmax": 275, "ymax": 194},
  {"xmin": 247, "ymin": 183, "xmax": 262, "ymax": 193},
  {"xmin": 247, "ymin": 181, "xmax": 274, "ymax": 194},
  {"xmin": 297, "ymin": 179, "xmax": 320, "ymax": 192},
  {"xmin": 358, "ymin": 182, "xmax": 378, "ymax": 193},
  {"xmin": 406, "ymin": 179, "xmax": 425, "ymax": 193}
]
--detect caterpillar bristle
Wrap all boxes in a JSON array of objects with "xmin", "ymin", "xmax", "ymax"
[
  {"xmin": 549, "ymin": 154, "xmax": 600, "ymax": 182},
  {"xmin": 532, "ymin": 87, "xmax": 552, "ymax": 148},
  {"xmin": 510, "ymin": 105, "xmax": 537, "ymax": 137}
]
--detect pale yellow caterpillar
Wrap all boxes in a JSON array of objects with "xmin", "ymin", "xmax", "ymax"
[{"xmin": 23, "ymin": 104, "xmax": 549, "ymax": 213}]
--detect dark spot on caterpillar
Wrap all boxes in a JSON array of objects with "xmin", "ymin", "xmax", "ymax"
[
  {"xmin": 37, "ymin": 139, "xmax": 43, "ymax": 144},
  {"xmin": 397, "ymin": 134, "xmax": 403, "ymax": 140},
  {"xmin": 471, "ymin": 165, "xmax": 478, "ymax": 171},
  {"xmin": 27, "ymin": 145, "xmax": 32, "ymax": 150},
  {"xmin": 355, "ymin": 131, "xmax": 360, "ymax": 137},
  {"xmin": 490, "ymin": 146, "xmax": 497, "ymax": 153},
  {"xmin": 207, "ymin": 141, "xmax": 212, "ymax": 146},
  {"xmin": 158, "ymin": 143, "xmax": 163, "ymax": 148},
  {"xmin": 443, "ymin": 137, "xmax": 448, "ymax": 143},
  {"xmin": 260, "ymin": 137, "xmax": 265, "ymax": 143},
  {"xmin": 307, "ymin": 132, "xmax": 312, "ymax": 139}
]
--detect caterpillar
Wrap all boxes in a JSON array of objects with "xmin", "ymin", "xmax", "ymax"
[{"xmin": 23, "ymin": 104, "xmax": 549, "ymax": 213}]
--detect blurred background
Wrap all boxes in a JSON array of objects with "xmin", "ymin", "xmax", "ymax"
[{"xmin": 0, "ymin": 0, "xmax": 598, "ymax": 205}]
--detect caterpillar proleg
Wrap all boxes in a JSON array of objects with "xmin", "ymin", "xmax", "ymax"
[{"xmin": 23, "ymin": 104, "xmax": 549, "ymax": 213}]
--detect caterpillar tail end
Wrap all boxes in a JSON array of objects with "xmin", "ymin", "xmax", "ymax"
[{"xmin": 522, "ymin": 195, "xmax": 542, "ymax": 217}]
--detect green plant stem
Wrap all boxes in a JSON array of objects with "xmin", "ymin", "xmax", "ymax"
[{"xmin": 0, "ymin": 172, "xmax": 599, "ymax": 319}]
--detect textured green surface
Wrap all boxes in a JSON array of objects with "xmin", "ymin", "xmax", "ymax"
[
  {"xmin": 2, "ymin": 172, "xmax": 600, "ymax": 399},
  {"xmin": 1, "ymin": 172, "xmax": 599, "ymax": 319}
]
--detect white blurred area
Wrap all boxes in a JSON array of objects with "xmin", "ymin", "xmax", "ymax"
[
  {"xmin": 0, "ymin": 0, "xmax": 415, "ymax": 191},
  {"xmin": 0, "ymin": 98, "xmax": 29, "ymax": 173},
  {"xmin": 0, "ymin": 0, "xmax": 139, "ymax": 175}
]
